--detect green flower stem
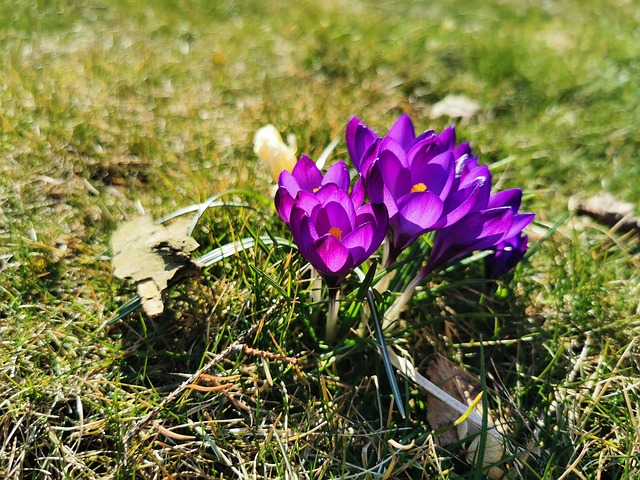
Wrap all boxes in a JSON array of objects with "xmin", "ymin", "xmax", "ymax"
[
  {"xmin": 374, "ymin": 238, "xmax": 394, "ymax": 294},
  {"xmin": 325, "ymin": 287, "xmax": 340, "ymax": 344},
  {"xmin": 382, "ymin": 267, "xmax": 427, "ymax": 331},
  {"xmin": 310, "ymin": 268, "xmax": 323, "ymax": 305},
  {"xmin": 382, "ymin": 237, "xmax": 391, "ymax": 269}
]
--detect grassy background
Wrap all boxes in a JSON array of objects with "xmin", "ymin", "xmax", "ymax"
[{"xmin": 1, "ymin": 0, "xmax": 639, "ymax": 478}]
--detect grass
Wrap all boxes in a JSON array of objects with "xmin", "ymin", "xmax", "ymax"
[{"xmin": 1, "ymin": 0, "xmax": 639, "ymax": 478}]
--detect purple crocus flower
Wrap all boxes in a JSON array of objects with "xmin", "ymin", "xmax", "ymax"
[
  {"xmin": 364, "ymin": 136, "xmax": 451, "ymax": 260},
  {"xmin": 485, "ymin": 232, "xmax": 529, "ymax": 279},
  {"xmin": 346, "ymin": 113, "xmax": 455, "ymax": 174},
  {"xmin": 288, "ymin": 184, "xmax": 388, "ymax": 288},
  {"xmin": 275, "ymin": 155, "xmax": 350, "ymax": 224},
  {"xmin": 346, "ymin": 116, "xmax": 378, "ymax": 174},
  {"xmin": 425, "ymin": 188, "xmax": 534, "ymax": 273},
  {"xmin": 349, "ymin": 115, "xmax": 488, "ymax": 264}
]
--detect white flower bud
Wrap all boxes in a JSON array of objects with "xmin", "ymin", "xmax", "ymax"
[{"xmin": 253, "ymin": 124, "xmax": 297, "ymax": 182}]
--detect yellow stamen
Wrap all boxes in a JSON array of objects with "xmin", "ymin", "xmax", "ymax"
[
  {"xmin": 328, "ymin": 227, "xmax": 343, "ymax": 241},
  {"xmin": 411, "ymin": 182, "xmax": 427, "ymax": 193},
  {"xmin": 313, "ymin": 186, "xmax": 321, "ymax": 193}
]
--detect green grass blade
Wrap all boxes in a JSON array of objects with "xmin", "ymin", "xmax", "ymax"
[{"xmin": 366, "ymin": 287, "xmax": 405, "ymax": 419}]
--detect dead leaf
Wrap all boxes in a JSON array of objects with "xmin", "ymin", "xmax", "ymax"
[
  {"xmin": 425, "ymin": 356, "xmax": 508, "ymax": 478},
  {"xmin": 569, "ymin": 192, "xmax": 640, "ymax": 234},
  {"xmin": 389, "ymin": 348, "xmax": 508, "ymax": 477},
  {"xmin": 111, "ymin": 215, "xmax": 200, "ymax": 317},
  {"xmin": 430, "ymin": 94, "xmax": 481, "ymax": 119},
  {"xmin": 425, "ymin": 355, "xmax": 484, "ymax": 445}
]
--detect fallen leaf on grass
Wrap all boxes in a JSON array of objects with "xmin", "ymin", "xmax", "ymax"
[
  {"xmin": 569, "ymin": 192, "xmax": 640, "ymax": 234},
  {"xmin": 425, "ymin": 355, "xmax": 505, "ymax": 479},
  {"xmin": 388, "ymin": 347, "xmax": 507, "ymax": 478},
  {"xmin": 111, "ymin": 215, "xmax": 200, "ymax": 317},
  {"xmin": 425, "ymin": 355, "xmax": 484, "ymax": 445}
]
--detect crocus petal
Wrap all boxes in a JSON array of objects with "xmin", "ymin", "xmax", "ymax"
[
  {"xmin": 365, "ymin": 161, "xmax": 385, "ymax": 205},
  {"xmin": 406, "ymin": 135, "xmax": 443, "ymax": 171},
  {"xmin": 341, "ymin": 222, "xmax": 374, "ymax": 249},
  {"xmin": 341, "ymin": 222, "xmax": 374, "ymax": 264},
  {"xmin": 453, "ymin": 141, "xmax": 472, "ymax": 160},
  {"xmin": 291, "ymin": 155, "xmax": 323, "ymax": 191},
  {"xmin": 274, "ymin": 187, "xmax": 296, "ymax": 223},
  {"xmin": 312, "ymin": 183, "xmax": 341, "ymax": 203},
  {"xmin": 314, "ymin": 234, "xmax": 352, "ymax": 277},
  {"xmin": 387, "ymin": 114, "xmax": 415, "ymax": 150},
  {"xmin": 471, "ymin": 207, "xmax": 515, "ymax": 250},
  {"xmin": 505, "ymin": 212, "xmax": 535, "ymax": 239},
  {"xmin": 488, "ymin": 188, "xmax": 522, "ymax": 210},
  {"xmin": 322, "ymin": 161, "xmax": 350, "ymax": 192},
  {"xmin": 358, "ymin": 138, "xmax": 381, "ymax": 175},
  {"xmin": 290, "ymin": 207, "xmax": 318, "ymax": 242},
  {"xmin": 396, "ymin": 191, "xmax": 444, "ymax": 231},
  {"xmin": 350, "ymin": 177, "xmax": 365, "ymax": 209},
  {"xmin": 346, "ymin": 117, "xmax": 377, "ymax": 173},
  {"xmin": 377, "ymin": 139, "xmax": 412, "ymax": 199},
  {"xmin": 437, "ymin": 125, "xmax": 456, "ymax": 150},
  {"xmin": 290, "ymin": 208, "xmax": 321, "ymax": 262},
  {"xmin": 427, "ymin": 208, "xmax": 513, "ymax": 272},
  {"xmin": 460, "ymin": 164, "xmax": 491, "ymax": 190},
  {"xmin": 390, "ymin": 192, "xmax": 444, "ymax": 254},
  {"xmin": 293, "ymin": 190, "xmax": 322, "ymax": 218},
  {"xmin": 456, "ymin": 164, "xmax": 491, "ymax": 211},
  {"xmin": 355, "ymin": 202, "xmax": 380, "ymax": 226},
  {"xmin": 434, "ymin": 180, "xmax": 483, "ymax": 229},
  {"xmin": 278, "ymin": 170, "xmax": 301, "ymax": 198},
  {"xmin": 414, "ymin": 129, "xmax": 437, "ymax": 145},
  {"xmin": 316, "ymin": 200, "xmax": 356, "ymax": 237},
  {"xmin": 320, "ymin": 187, "xmax": 355, "ymax": 216},
  {"xmin": 410, "ymin": 151, "xmax": 455, "ymax": 198},
  {"xmin": 434, "ymin": 165, "xmax": 492, "ymax": 229},
  {"xmin": 355, "ymin": 203, "xmax": 389, "ymax": 255},
  {"xmin": 485, "ymin": 233, "xmax": 529, "ymax": 279},
  {"xmin": 378, "ymin": 136, "xmax": 410, "ymax": 167},
  {"xmin": 455, "ymin": 152, "xmax": 479, "ymax": 179},
  {"xmin": 366, "ymin": 161, "xmax": 398, "ymax": 219}
]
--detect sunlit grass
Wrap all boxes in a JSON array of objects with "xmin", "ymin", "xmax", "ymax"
[{"xmin": 1, "ymin": 0, "xmax": 639, "ymax": 478}]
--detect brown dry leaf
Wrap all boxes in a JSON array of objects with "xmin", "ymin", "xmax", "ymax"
[
  {"xmin": 389, "ymin": 348, "xmax": 507, "ymax": 478},
  {"xmin": 111, "ymin": 215, "xmax": 200, "ymax": 317},
  {"xmin": 569, "ymin": 192, "xmax": 640, "ymax": 233},
  {"xmin": 430, "ymin": 94, "xmax": 481, "ymax": 119},
  {"xmin": 425, "ymin": 355, "xmax": 483, "ymax": 445},
  {"xmin": 426, "ymin": 355, "xmax": 507, "ymax": 479}
]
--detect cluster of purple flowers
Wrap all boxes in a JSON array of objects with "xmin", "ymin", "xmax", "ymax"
[{"xmin": 275, "ymin": 114, "xmax": 534, "ymax": 289}]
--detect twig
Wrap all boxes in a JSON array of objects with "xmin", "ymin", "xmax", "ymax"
[
  {"xmin": 122, "ymin": 337, "xmax": 246, "ymax": 445},
  {"xmin": 242, "ymin": 345, "xmax": 299, "ymax": 365},
  {"xmin": 115, "ymin": 324, "xmax": 258, "ymax": 475}
]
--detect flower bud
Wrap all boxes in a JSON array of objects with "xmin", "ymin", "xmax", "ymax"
[{"xmin": 253, "ymin": 124, "xmax": 297, "ymax": 182}]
